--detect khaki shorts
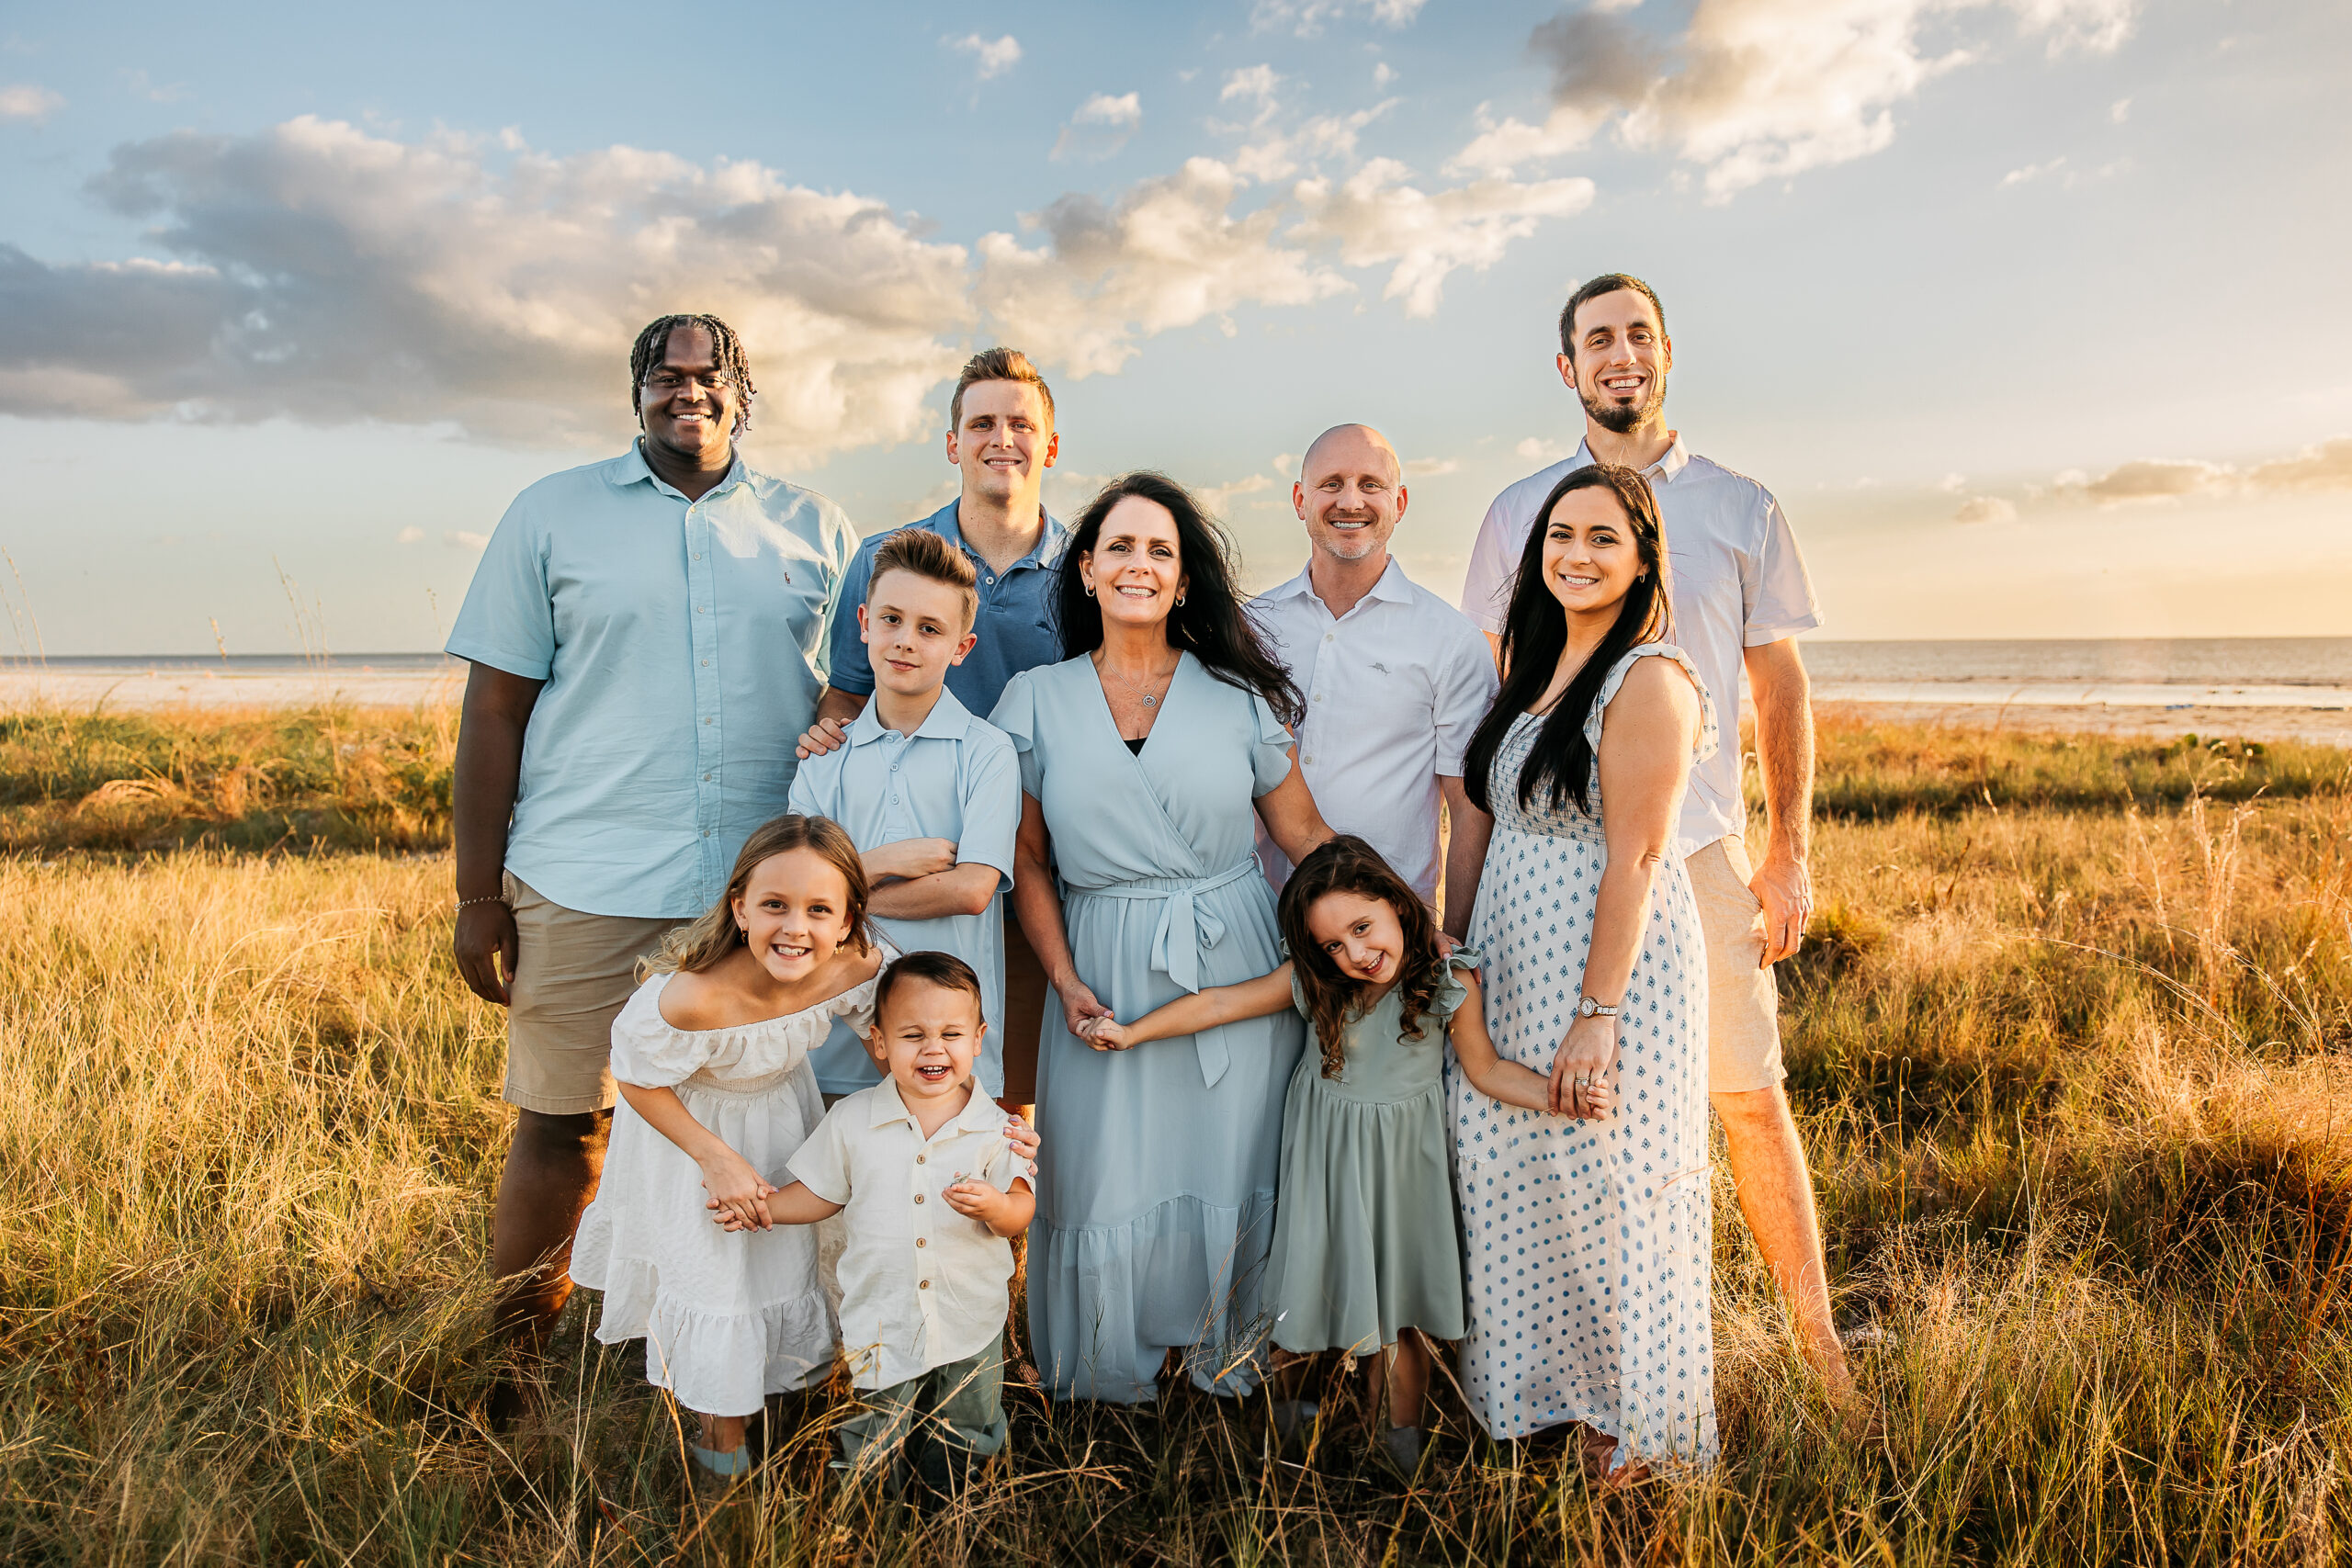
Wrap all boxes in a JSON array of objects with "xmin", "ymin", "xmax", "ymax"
[
  {"xmin": 1686, "ymin": 837, "xmax": 1786, "ymax": 1095},
  {"xmin": 502, "ymin": 873, "xmax": 682, "ymax": 1116}
]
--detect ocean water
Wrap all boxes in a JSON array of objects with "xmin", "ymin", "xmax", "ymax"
[{"xmin": 1804, "ymin": 638, "xmax": 2352, "ymax": 687}]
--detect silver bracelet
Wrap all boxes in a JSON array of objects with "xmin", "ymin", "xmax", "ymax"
[{"xmin": 456, "ymin": 894, "xmax": 509, "ymax": 912}]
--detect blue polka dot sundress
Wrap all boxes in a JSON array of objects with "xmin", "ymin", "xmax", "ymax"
[{"xmin": 1450, "ymin": 643, "xmax": 1720, "ymax": 1468}]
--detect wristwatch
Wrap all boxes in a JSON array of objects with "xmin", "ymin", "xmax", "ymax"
[{"xmin": 1577, "ymin": 996, "xmax": 1621, "ymax": 1020}]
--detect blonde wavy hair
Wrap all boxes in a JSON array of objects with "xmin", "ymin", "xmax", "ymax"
[{"xmin": 640, "ymin": 814, "xmax": 873, "ymax": 978}]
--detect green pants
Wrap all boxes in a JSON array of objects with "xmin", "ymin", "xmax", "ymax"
[{"xmin": 836, "ymin": 1335, "xmax": 1008, "ymax": 1497}]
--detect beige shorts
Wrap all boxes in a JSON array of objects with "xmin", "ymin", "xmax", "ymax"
[
  {"xmin": 502, "ymin": 873, "xmax": 682, "ymax": 1116},
  {"xmin": 1686, "ymin": 837, "xmax": 1786, "ymax": 1095}
]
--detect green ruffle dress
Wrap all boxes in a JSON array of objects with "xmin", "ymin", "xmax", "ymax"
[{"xmin": 1263, "ymin": 950, "xmax": 1476, "ymax": 1355}]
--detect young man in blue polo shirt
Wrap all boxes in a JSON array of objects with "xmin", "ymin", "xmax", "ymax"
[
  {"xmin": 802, "ymin": 347, "xmax": 1067, "ymax": 1105},
  {"xmin": 789, "ymin": 528, "xmax": 1023, "ymax": 1100}
]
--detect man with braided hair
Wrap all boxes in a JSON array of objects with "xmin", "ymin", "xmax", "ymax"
[{"xmin": 446, "ymin": 314, "xmax": 858, "ymax": 1395}]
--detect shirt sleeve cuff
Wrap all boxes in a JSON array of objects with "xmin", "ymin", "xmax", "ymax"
[
  {"xmin": 444, "ymin": 637, "xmax": 552, "ymax": 681},
  {"xmin": 1742, "ymin": 615, "xmax": 1824, "ymax": 648}
]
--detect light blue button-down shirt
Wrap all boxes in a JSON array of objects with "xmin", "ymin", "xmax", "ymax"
[
  {"xmin": 787, "ymin": 688, "xmax": 1020, "ymax": 1097},
  {"xmin": 447, "ymin": 444, "xmax": 858, "ymax": 918},
  {"xmin": 825, "ymin": 501, "xmax": 1069, "ymax": 716}
]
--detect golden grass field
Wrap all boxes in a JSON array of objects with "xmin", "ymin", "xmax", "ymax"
[{"xmin": 1, "ymin": 702, "xmax": 2346, "ymax": 1564}]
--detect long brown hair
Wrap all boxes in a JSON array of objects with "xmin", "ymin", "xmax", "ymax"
[
  {"xmin": 641, "ymin": 814, "xmax": 873, "ymax": 978},
  {"xmin": 1277, "ymin": 835, "xmax": 1445, "ymax": 1079}
]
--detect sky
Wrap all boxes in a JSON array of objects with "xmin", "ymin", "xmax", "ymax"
[{"xmin": 1, "ymin": 0, "xmax": 2347, "ymax": 655}]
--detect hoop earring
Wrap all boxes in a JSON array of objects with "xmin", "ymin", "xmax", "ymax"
[
  {"xmin": 1084, "ymin": 581, "xmax": 1097, "ymax": 598},
  {"xmin": 1176, "ymin": 592, "xmax": 1187, "ymax": 607}
]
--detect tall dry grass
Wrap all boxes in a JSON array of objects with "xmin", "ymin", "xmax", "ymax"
[{"xmin": 0, "ymin": 709, "xmax": 2346, "ymax": 1563}]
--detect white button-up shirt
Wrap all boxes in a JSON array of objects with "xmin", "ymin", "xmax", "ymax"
[
  {"xmin": 1457, "ymin": 435, "xmax": 1823, "ymax": 852},
  {"xmin": 787, "ymin": 1080, "xmax": 1023, "ymax": 1389},
  {"xmin": 1250, "ymin": 557, "xmax": 1499, "ymax": 904}
]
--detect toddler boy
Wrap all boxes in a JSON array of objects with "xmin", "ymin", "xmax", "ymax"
[{"xmin": 719, "ymin": 952, "xmax": 1033, "ymax": 1496}]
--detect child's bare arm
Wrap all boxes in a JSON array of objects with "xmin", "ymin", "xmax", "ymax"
[
  {"xmin": 1080, "ymin": 964, "xmax": 1295, "ymax": 1050},
  {"xmin": 710, "ymin": 1179, "xmax": 843, "ymax": 1231},
  {"xmin": 618, "ymin": 1080, "xmax": 781, "ymax": 1229},
  {"xmin": 944, "ymin": 1175, "xmax": 1035, "ymax": 1237},
  {"xmin": 1446, "ymin": 970, "xmax": 1587, "ymax": 1117}
]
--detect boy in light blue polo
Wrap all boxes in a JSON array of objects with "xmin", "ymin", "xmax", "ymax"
[{"xmin": 789, "ymin": 527, "xmax": 1022, "ymax": 1099}]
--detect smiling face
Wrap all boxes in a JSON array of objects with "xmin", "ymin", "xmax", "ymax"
[
  {"xmin": 1295, "ymin": 424, "xmax": 1406, "ymax": 566},
  {"xmin": 1303, "ymin": 887, "xmax": 1407, "ymax": 990},
  {"xmin": 730, "ymin": 848, "xmax": 856, "ymax": 984},
  {"xmin": 1558, "ymin": 288, "xmax": 1671, "ymax": 436},
  {"xmin": 637, "ymin": 323, "xmax": 739, "ymax": 464},
  {"xmin": 860, "ymin": 568, "xmax": 978, "ymax": 700},
  {"xmin": 1539, "ymin": 486, "xmax": 1647, "ymax": 620},
  {"xmin": 947, "ymin": 379, "xmax": 1057, "ymax": 508},
  {"xmin": 1080, "ymin": 494, "xmax": 1187, "ymax": 631},
  {"xmin": 870, "ymin": 976, "xmax": 986, "ymax": 1105}
]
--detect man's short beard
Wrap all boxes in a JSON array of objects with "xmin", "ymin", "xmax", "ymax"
[
  {"xmin": 1317, "ymin": 527, "xmax": 1383, "ymax": 562},
  {"xmin": 1580, "ymin": 376, "xmax": 1666, "ymax": 435}
]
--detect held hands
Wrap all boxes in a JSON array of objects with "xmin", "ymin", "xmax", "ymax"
[
  {"xmin": 1076, "ymin": 1015, "xmax": 1134, "ymax": 1051},
  {"xmin": 1056, "ymin": 975, "xmax": 1114, "ymax": 1042},
  {"xmin": 1548, "ymin": 1015, "xmax": 1621, "ymax": 1120},
  {"xmin": 1750, "ymin": 850, "xmax": 1814, "ymax": 966},
  {"xmin": 795, "ymin": 716, "xmax": 851, "ymax": 761},
  {"xmin": 701, "ymin": 1148, "xmax": 777, "ymax": 1232}
]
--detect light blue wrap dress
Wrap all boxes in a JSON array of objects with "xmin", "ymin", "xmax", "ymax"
[{"xmin": 989, "ymin": 652, "xmax": 1306, "ymax": 1403}]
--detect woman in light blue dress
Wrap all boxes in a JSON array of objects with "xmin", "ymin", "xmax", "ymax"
[{"xmin": 991, "ymin": 471, "xmax": 1333, "ymax": 1403}]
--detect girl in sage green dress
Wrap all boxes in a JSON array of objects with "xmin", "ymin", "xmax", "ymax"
[{"xmin": 1081, "ymin": 835, "xmax": 1568, "ymax": 1470}]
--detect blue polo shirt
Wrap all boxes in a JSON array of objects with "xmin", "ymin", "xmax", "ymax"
[
  {"xmin": 825, "ymin": 501, "xmax": 1069, "ymax": 716},
  {"xmin": 447, "ymin": 444, "xmax": 856, "ymax": 918},
  {"xmin": 786, "ymin": 688, "xmax": 1022, "ymax": 1096}
]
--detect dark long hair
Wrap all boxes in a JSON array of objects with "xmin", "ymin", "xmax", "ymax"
[
  {"xmin": 1055, "ymin": 471, "xmax": 1304, "ymax": 727},
  {"xmin": 1462, "ymin": 464, "xmax": 1671, "ymax": 817},
  {"xmin": 1277, "ymin": 836, "xmax": 1445, "ymax": 1080}
]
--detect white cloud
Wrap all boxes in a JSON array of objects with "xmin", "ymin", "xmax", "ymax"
[
  {"xmin": 1404, "ymin": 457, "xmax": 1459, "ymax": 476},
  {"xmin": 2002, "ymin": 153, "xmax": 2128, "ymax": 189},
  {"xmin": 2052, "ymin": 437, "xmax": 2352, "ymax": 504},
  {"xmin": 1953, "ymin": 495, "xmax": 2016, "ymax": 524},
  {"xmin": 1453, "ymin": 0, "xmax": 2142, "ymax": 200},
  {"xmin": 2002, "ymin": 156, "xmax": 2064, "ymax": 186},
  {"xmin": 1201, "ymin": 472, "xmax": 1278, "ymax": 513},
  {"xmin": 1294, "ymin": 158, "xmax": 1596, "ymax": 316},
  {"xmin": 2109, "ymin": 96, "xmax": 2132, "ymax": 122},
  {"xmin": 1373, "ymin": 62, "xmax": 1398, "ymax": 88},
  {"xmin": 0, "ymin": 118, "xmax": 971, "ymax": 463},
  {"xmin": 1234, "ymin": 102, "xmax": 1395, "ymax": 183},
  {"xmin": 1939, "ymin": 470, "xmax": 1968, "ymax": 492},
  {"xmin": 394, "ymin": 525, "xmax": 424, "ymax": 545},
  {"xmin": 0, "ymin": 83, "xmax": 62, "ymax": 121},
  {"xmin": 944, "ymin": 33, "xmax": 1023, "ymax": 81},
  {"xmin": 1517, "ymin": 436, "xmax": 1570, "ymax": 462},
  {"xmin": 1251, "ymin": 0, "xmax": 1426, "ymax": 37},
  {"xmin": 445, "ymin": 529, "xmax": 488, "ymax": 550},
  {"xmin": 1222, "ymin": 65, "xmax": 1283, "ymax": 104},
  {"xmin": 977, "ymin": 157, "xmax": 1350, "ymax": 378},
  {"xmin": 1052, "ymin": 91, "xmax": 1142, "ymax": 162}
]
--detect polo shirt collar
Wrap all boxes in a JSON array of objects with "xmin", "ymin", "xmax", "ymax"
[
  {"xmin": 847, "ymin": 686, "xmax": 976, "ymax": 747},
  {"xmin": 924, "ymin": 500, "xmax": 1071, "ymax": 573},
  {"xmin": 865, "ymin": 1076, "xmax": 1001, "ymax": 1134},
  {"xmin": 607, "ymin": 441, "xmax": 749, "ymax": 498},
  {"xmin": 1575, "ymin": 432, "xmax": 1690, "ymax": 485}
]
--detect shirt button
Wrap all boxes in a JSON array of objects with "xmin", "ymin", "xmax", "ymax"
[
  {"xmin": 920, "ymin": 1280, "xmax": 931, "ymax": 1290},
  {"xmin": 890, "ymin": 762, "xmax": 899, "ymax": 773},
  {"xmin": 702, "ymin": 773, "xmax": 712, "ymax": 781},
  {"xmin": 916, "ymin": 1236, "xmax": 928, "ymax": 1247},
  {"xmin": 704, "ymin": 716, "xmax": 713, "ymax": 725},
  {"xmin": 915, "ymin": 1154, "xmax": 926, "ymax": 1165},
  {"xmin": 913, "ymin": 1193, "xmax": 924, "ymax": 1204},
  {"xmin": 700, "ymin": 659, "xmax": 709, "ymax": 667},
  {"xmin": 702, "ymin": 829, "xmax": 713, "ymax": 838},
  {"xmin": 1314, "ymin": 694, "xmax": 1324, "ymax": 702}
]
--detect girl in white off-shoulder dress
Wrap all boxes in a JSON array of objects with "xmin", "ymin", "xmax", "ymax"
[{"xmin": 570, "ymin": 815, "xmax": 903, "ymax": 1482}]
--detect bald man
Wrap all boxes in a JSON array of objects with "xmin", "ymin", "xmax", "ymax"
[{"xmin": 1250, "ymin": 424, "xmax": 1499, "ymax": 933}]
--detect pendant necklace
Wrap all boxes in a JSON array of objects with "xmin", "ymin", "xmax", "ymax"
[{"xmin": 1097, "ymin": 651, "xmax": 1176, "ymax": 709}]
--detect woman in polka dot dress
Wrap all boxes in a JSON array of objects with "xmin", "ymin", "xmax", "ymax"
[{"xmin": 1453, "ymin": 463, "xmax": 1719, "ymax": 1471}]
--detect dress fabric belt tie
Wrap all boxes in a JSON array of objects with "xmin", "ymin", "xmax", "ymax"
[{"xmin": 1079, "ymin": 858, "xmax": 1262, "ymax": 1088}]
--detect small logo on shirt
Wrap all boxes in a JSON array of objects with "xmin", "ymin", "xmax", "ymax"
[{"xmin": 1368, "ymin": 660, "xmax": 1391, "ymax": 674}]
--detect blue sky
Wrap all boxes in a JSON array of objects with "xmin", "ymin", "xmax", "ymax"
[{"xmin": 2, "ymin": 0, "xmax": 2347, "ymax": 654}]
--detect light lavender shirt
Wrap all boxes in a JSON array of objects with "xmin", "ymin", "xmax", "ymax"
[{"xmin": 1458, "ymin": 434, "xmax": 1823, "ymax": 852}]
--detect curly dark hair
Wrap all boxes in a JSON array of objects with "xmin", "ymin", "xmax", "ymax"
[
  {"xmin": 1277, "ymin": 836, "xmax": 1445, "ymax": 1080},
  {"xmin": 1054, "ymin": 471, "xmax": 1304, "ymax": 728},
  {"xmin": 628, "ymin": 314, "xmax": 756, "ymax": 437}
]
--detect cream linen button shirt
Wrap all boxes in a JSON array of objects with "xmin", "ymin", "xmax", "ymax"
[{"xmin": 787, "ymin": 1079, "xmax": 1023, "ymax": 1389}]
